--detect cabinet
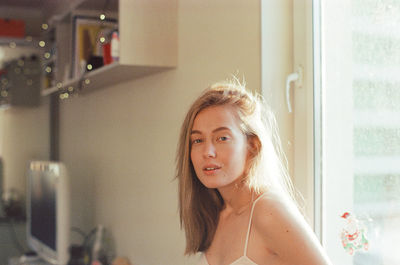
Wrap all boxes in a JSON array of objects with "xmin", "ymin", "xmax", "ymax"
[{"xmin": 42, "ymin": 0, "xmax": 177, "ymax": 97}]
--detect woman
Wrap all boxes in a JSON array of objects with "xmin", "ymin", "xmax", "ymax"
[{"xmin": 176, "ymin": 80, "xmax": 332, "ymax": 265}]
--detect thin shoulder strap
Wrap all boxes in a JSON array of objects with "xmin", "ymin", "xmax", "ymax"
[{"xmin": 243, "ymin": 193, "xmax": 266, "ymax": 256}]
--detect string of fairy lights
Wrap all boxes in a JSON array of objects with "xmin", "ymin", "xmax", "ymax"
[{"xmin": 0, "ymin": 0, "xmax": 112, "ymax": 104}]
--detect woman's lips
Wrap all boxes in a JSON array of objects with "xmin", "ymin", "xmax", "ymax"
[{"xmin": 203, "ymin": 165, "xmax": 221, "ymax": 175}]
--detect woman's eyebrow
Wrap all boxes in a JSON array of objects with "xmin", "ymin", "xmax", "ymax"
[
  {"xmin": 190, "ymin": 130, "xmax": 202, "ymax": 135},
  {"xmin": 191, "ymin": 127, "xmax": 231, "ymax": 135},
  {"xmin": 212, "ymin": 126, "xmax": 231, "ymax": 133}
]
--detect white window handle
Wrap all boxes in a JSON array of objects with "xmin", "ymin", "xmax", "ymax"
[{"xmin": 286, "ymin": 65, "xmax": 303, "ymax": 113}]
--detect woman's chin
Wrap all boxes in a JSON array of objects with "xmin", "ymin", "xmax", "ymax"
[
  {"xmin": 199, "ymin": 177, "xmax": 234, "ymax": 190},
  {"xmin": 202, "ymin": 182, "xmax": 221, "ymax": 189},
  {"xmin": 199, "ymin": 177, "xmax": 220, "ymax": 189}
]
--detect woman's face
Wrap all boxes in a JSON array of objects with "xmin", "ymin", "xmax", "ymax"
[{"xmin": 190, "ymin": 105, "xmax": 250, "ymax": 189}]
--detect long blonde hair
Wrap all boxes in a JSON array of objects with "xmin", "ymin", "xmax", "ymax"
[{"xmin": 176, "ymin": 79, "xmax": 295, "ymax": 255}]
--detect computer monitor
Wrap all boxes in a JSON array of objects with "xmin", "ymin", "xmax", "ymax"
[{"xmin": 26, "ymin": 161, "xmax": 70, "ymax": 265}]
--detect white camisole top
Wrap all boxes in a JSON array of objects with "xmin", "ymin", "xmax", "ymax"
[{"xmin": 198, "ymin": 194, "xmax": 265, "ymax": 265}]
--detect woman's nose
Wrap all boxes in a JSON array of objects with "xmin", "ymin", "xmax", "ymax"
[{"xmin": 203, "ymin": 141, "xmax": 216, "ymax": 158}]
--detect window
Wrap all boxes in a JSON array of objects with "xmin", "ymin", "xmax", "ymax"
[{"xmin": 314, "ymin": 0, "xmax": 400, "ymax": 264}]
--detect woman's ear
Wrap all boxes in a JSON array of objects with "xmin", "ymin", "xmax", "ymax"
[{"xmin": 247, "ymin": 135, "xmax": 261, "ymax": 157}]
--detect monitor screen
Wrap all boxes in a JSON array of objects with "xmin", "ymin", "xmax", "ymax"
[
  {"xmin": 27, "ymin": 161, "xmax": 70, "ymax": 265},
  {"xmin": 30, "ymin": 168, "xmax": 57, "ymax": 250}
]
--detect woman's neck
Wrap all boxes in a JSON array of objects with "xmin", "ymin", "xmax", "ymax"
[{"xmin": 218, "ymin": 181, "xmax": 254, "ymax": 216}]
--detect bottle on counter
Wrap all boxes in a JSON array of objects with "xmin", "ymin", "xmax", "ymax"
[
  {"xmin": 90, "ymin": 225, "xmax": 109, "ymax": 265},
  {"xmin": 110, "ymin": 31, "xmax": 119, "ymax": 63}
]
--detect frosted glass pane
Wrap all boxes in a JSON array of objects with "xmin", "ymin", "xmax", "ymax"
[
  {"xmin": 354, "ymin": 128, "xmax": 400, "ymax": 156},
  {"xmin": 352, "ymin": 0, "xmax": 400, "ymax": 262},
  {"xmin": 353, "ymin": 81, "xmax": 400, "ymax": 110},
  {"xmin": 353, "ymin": 33, "xmax": 400, "ymax": 66},
  {"xmin": 321, "ymin": 0, "xmax": 400, "ymax": 264}
]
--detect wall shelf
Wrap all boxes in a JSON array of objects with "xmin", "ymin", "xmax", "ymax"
[
  {"xmin": 41, "ymin": 62, "xmax": 173, "ymax": 96},
  {"xmin": 42, "ymin": 0, "xmax": 178, "ymax": 97}
]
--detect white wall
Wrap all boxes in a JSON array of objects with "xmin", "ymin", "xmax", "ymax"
[
  {"xmin": 0, "ymin": 104, "xmax": 50, "ymax": 194},
  {"xmin": 59, "ymin": 1, "xmax": 262, "ymax": 264}
]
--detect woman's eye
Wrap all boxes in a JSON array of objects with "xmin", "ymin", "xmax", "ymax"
[
  {"xmin": 192, "ymin": 139, "xmax": 202, "ymax": 144},
  {"xmin": 218, "ymin": 136, "xmax": 229, "ymax": 141}
]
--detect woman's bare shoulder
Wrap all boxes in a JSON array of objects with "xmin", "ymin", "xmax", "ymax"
[
  {"xmin": 252, "ymin": 191, "xmax": 332, "ymax": 265},
  {"xmin": 252, "ymin": 192, "xmax": 301, "ymax": 234}
]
